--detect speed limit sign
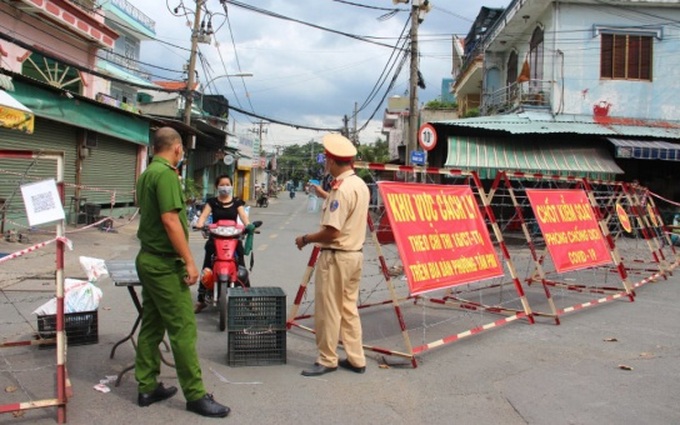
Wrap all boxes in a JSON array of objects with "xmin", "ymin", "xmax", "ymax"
[{"xmin": 418, "ymin": 123, "xmax": 437, "ymax": 151}]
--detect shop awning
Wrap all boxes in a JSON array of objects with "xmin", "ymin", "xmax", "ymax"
[
  {"xmin": 11, "ymin": 80, "xmax": 149, "ymax": 145},
  {"xmin": 608, "ymin": 138, "xmax": 680, "ymax": 161},
  {"xmin": 0, "ymin": 90, "xmax": 34, "ymax": 133},
  {"xmin": 445, "ymin": 136, "xmax": 623, "ymax": 179}
]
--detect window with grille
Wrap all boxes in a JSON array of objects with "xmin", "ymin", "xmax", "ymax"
[{"xmin": 600, "ymin": 33, "xmax": 652, "ymax": 81}]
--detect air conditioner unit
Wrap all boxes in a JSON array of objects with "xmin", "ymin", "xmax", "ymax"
[{"xmin": 84, "ymin": 131, "xmax": 98, "ymax": 148}]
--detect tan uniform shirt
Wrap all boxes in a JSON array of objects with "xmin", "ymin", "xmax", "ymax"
[{"xmin": 319, "ymin": 170, "xmax": 370, "ymax": 251}]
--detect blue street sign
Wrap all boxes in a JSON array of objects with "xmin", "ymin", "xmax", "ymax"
[
  {"xmin": 317, "ymin": 153, "xmax": 326, "ymax": 163},
  {"xmin": 410, "ymin": 150, "xmax": 425, "ymax": 165}
]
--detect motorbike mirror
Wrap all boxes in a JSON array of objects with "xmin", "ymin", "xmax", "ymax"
[{"xmin": 252, "ymin": 220, "xmax": 263, "ymax": 228}]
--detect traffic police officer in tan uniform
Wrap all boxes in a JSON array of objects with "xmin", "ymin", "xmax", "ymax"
[
  {"xmin": 295, "ymin": 133, "xmax": 370, "ymax": 376},
  {"xmin": 135, "ymin": 127, "xmax": 230, "ymax": 417}
]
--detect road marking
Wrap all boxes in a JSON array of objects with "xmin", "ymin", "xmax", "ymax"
[
  {"xmin": 257, "ymin": 244, "xmax": 268, "ymax": 251},
  {"xmin": 269, "ymin": 233, "xmax": 278, "ymax": 239}
]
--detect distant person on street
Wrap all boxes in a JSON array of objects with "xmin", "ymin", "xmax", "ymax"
[
  {"xmin": 194, "ymin": 174, "xmax": 252, "ymax": 313},
  {"xmin": 135, "ymin": 126, "xmax": 230, "ymax": 418},
  {"xmin": 295, "ymin": 133, "xmax": 370, "ymax": 376}
]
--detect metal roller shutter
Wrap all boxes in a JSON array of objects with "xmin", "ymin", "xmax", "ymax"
[
  {"xmin": 0, "ymin": 118, "xmax": 78, "ymax": 228},
  {"xmin": 80, "ymin": 132, "xmax": 138, "ymax": 207}
]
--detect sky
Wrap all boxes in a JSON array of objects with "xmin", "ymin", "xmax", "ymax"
[{"xmin": 134, "ymin": 0, "xmax": 509, "ymax": 151}]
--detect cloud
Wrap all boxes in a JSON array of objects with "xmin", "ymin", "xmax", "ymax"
[{"xmin": 135, "ymin": 0, "xmax": 509, "ymax": 146}]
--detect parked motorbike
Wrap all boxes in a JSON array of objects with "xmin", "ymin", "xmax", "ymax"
[
  {"xmin": 256, "ymin": 192, "xmax": 269, "ymax": 208},
  {"xmin": 199, "ymin": 219, "xmax": 262, "ymax": 331}
]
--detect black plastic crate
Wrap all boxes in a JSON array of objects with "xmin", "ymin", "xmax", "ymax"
[
  {"xmin": 37, "ymin": 310, "xmax": 99, "ymax": 347},
  {"xmin": 84, "ymin": 203, "xmax": 101, "ymax": 216},
  {"xmin": 227, "ymin": 329, "xmax": 286, "ymax": 367},
  {"xmin": 227, "ymin": 287, "xmax": 286, "ymax": 330}
]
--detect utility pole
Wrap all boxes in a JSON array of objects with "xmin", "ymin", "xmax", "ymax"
[
  {"xmin": 249, "ymin": 120, "xmax": 269, "ymax": 153},
  {"xmin": 406, "ymin": 1, "xmax": 419, "ymax": 166},
  {"xmin": 352, "ymin": 101, "xmax": 358, "ymax": 145},
  {"xmin": 342, "ymin": 115, "xmax": 350, "ymax": 138},
  {"xmin": 182, "ymin": 0, "xmax": 203, "ymax": 127}
]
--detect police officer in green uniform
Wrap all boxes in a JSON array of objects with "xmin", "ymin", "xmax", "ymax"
[{"xmin": 135, "ymin": 127, "xmax": 230, "ymax": 418}]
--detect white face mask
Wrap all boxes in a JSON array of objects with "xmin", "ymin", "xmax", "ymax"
[{"xmin": 217, "ymin": 185, "xmax": 233, "ymax": 197}]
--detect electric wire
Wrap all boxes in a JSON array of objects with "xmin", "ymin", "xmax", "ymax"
[
  {"xmin": 355, "ymin": 16, "xmax": 411, "ymax": 114},
  {"xmin": 220, "ymin": 0, "xmax": 405, "ymax": 51},
  {"xmin": 0, "ymin": 6, "xmax": 185, "ymax": 80},
  {"xmin": 0, "ymin": 31, "xmax": 181, "ymax": 92},
  {"xmin": 221, "ymin": 1, "xmax": 256, "ymax": 113}
]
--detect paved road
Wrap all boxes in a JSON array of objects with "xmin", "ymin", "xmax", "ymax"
[{"xmin": 1, "ymin": 193, "xmax": 679, "ymax": 424}]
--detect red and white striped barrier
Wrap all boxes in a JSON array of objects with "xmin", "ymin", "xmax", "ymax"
[
  {"xmin": 0, "ymin": 237, "xmax": 72, "ymax": 265},
  {"xmin": 3, "ymin": 208, "xmax": 139, "ymax": 235},
  {"xmin": 648, "ymin": 190, "xmax": 680, "ymax": 208},
  {"xmin": 354, "ymin": 161, "xmax": 621, "ymax": 185}
]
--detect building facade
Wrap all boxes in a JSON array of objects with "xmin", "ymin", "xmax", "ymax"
[
  {"xmin": 0, "ymin": 0, "xmax": 156, "ymax": 227},
  {"xmin": 442, "ymin": 0, "xmax": 680, "ymax": 199}
]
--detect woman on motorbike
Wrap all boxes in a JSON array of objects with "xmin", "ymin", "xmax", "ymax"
[{"xmin": 194, "ymin": 174, "xmax": 251, "ymax": 313}]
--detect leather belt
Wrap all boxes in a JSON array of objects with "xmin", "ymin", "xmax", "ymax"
[
  {"xmin": 320, "ymin": 248, "xmax": 362, "ymax": 253},
  {"xmin": 141, "ymin": 247, "xmax": 180, "ymax": 258}
]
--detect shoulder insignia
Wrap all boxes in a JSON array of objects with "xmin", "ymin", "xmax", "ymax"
[
  {"xmin": 331, "ymin": 179, "xmax": 343, "ymax": 190},
  {"xmin": 330, "ymin": 200, "xmax": 339, "ymax": 212}
]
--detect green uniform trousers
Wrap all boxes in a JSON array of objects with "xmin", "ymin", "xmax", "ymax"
[{"xmin": 135, "ymin": 251, "xmax": 205, "ymax": 402}]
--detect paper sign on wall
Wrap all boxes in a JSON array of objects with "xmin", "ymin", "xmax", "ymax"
[{"xmin": 20, "ymin": 179, "xmax": 65, "ymax": 226}]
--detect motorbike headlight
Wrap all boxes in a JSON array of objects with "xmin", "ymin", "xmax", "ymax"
[{"xmin": 210, "ymin": 226, "xmax": 242, "ymax": 237}]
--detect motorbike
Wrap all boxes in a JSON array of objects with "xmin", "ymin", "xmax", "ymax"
[
  {"xmin": 256, "ymin": 192, "xmax": 269, "ymax": 208},
  {"xmin": 289, "ymin": 189, "xmax": 296, "ymax": 199},
  {"xmin": 199, "ymin": 219, "xmax": 263, "ymax": 331}
]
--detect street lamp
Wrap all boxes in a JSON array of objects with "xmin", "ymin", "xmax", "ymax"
[
  {"xmin": 198, "ymin": 73, "xmax": 253, "ymax": 117},
  {"xmin": 202, "ymin": 73, "xmax": 253, "ymax": 92}
]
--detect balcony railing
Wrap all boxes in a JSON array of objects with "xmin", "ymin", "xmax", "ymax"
[
  {"xmin": 101, "ymin": 49, "xmax": 142, "ymax": 74},
  {"xmin": 481, "ymin": 80, "xmax": 552, "ymax": 115},
  {"xmin": 109, "ymin": 0, "xmax": 156, "ymax": 33}
]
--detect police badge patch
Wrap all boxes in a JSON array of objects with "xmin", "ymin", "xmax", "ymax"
[{"xmin": 330, "ymin": 200, "xmax": 339, "ymax": 212}]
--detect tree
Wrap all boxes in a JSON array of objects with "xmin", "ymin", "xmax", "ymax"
[
  {"xmin": 356, "ymin": 138, "xmax": 389, "ymax": 180},
  {"xmin": 424, "ymin": 99, "xmax": 457, "ymax": 110},
  {"xmin": 276, "ymin": 141, "xmax": 325, "ymax": 186},
  {"xmin": 357, "ymin": 138, "xmax": 389, "ymax": 163},
  {"xmin": 276, "ymin": 137, "xmax": 389, "ymax": 184}
]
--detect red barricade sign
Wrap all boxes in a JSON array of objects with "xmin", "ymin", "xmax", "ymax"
[
  {"xmin": 377, "ymin": 182, "xmax": 503, "ymax": 295},
  {"xmin": 526, "ymin": 189, "xmax": 613, "ymax": 273}
]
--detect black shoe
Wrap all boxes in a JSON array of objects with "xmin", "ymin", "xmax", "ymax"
[
  {"xmin": 338, "ymin": 359, "xmax": 366, "ymax": 374},
  {"xmin": 301, "ymin": 362, "xmax": 337, "ymax": 377},
  {"xmin": 194, "ymin": 302, "xmax": 207, "ymax": 314},
  {"xmin": 137, "ymin": 383, "xmax": 178, "ymax": 407},
  {"xmin": 186, "ymin": 394, "xmax": 230, "ymax": 418}
]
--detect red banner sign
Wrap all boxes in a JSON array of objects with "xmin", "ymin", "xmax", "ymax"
[
  {"xmin": 526, "ymin": 189, "xmax": 612, "ymax": 273},
  {"xmin": 377, "ymin": 182, "xmax": 503, "ymax": 295}
]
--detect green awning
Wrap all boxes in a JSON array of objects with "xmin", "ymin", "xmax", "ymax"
[
  {"xmin": 11, "ymin": 80, "xmax": 150, "ymax": 145},
  {"xmin": 445, "ymin": 136, "xmax": 623, "ymax": 179}
]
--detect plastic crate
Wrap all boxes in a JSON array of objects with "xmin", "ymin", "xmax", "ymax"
[
  {"xmin": 37, "ymin": 310, "xmax": 99, "ymax": 347},
  {"xmin": 227, "ymin": 329, "xmax": 286, "ymax": 367},
  {"xmin": 227, "ymin": 287, "xmax": 286, "ymax": 330}
]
